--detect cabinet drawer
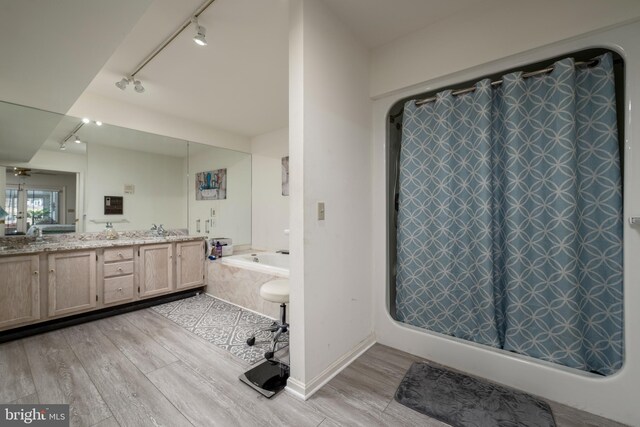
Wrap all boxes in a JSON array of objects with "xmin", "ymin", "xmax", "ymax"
[
  {"xmin": 104, "ymin": 261, "xmax": 134, "ymax": 277},
  {"xmin": 104, "ymin": 275, "xmax": 134, "ymax": 305},
  {"xmin": 104, "ymin": 248, "xmax": 134, "ymax": 262}
]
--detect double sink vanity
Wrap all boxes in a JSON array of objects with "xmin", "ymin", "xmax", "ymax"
[{"xmin": 0, "ymin": 230, "xmax": 205, "ymax": 334}]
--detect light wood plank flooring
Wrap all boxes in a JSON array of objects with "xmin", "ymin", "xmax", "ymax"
[{"xmin": 0, "ymin": 308, "xmax": 627, "ymax": 426}]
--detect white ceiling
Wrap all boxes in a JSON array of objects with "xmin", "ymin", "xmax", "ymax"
[
  {"xmin": 39, "ymin": 116, "xmax": 187, "ymax": 158},
  {"xmin": 0, "ymin": 0, "xmax": 499, "ymax": 156},
  {"xmin": 81, "ymin": 0, "xmax": 290, "ymax": 138},
  {"xmin": 0, "ymin": 0, "xmax": 152, "ymax": 161},
  {"xmin": 78, "ymin": 0, "xmax": 494, "ymax": 139},
  {"xmin": 0, "ymin": 0, "xmax": 153, "ymax": 114},
  {"xmin": 323, "ymin": 0, "xmax": 489, "ymax": 48}
]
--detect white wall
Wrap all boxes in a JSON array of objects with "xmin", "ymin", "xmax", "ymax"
[
  {"xmin": 370, "ymin": 0, "xmax": 640, "ymax": 98},
  {"xmin": 68, "ymin": 92, "xmax": 252, "ymax": 153},
  {"xmin": 6, "ymin": 172, "xmax": 76, "ymax": 224},
  {"xmin": 371, "ymin": 21, "xmax": 640, "ymax": 426},
  {"xmin": 188, "ymin": 143, "xmax": 252, "ymax": 246},
  {"xmin": 251, "ymin": 127, "xmax": 289, "ymax": 251},
  {"xmin": 288, "ymin": 0, "xmax": 373, "ymax": 397},
  {"xmin": 86, "ymin": 144, "xmax": 186, "ymax": 232},
  {"xmin": 0, "ymin": 166, "xmax": 5, "ymax": 234}
]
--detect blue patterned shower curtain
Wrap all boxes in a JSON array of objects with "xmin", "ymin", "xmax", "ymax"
[{"xmin": 396, "ymin": 53, "xmax": 623, "ymax": 375}]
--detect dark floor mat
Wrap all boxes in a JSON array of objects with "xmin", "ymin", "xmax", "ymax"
[{"xmin": 395, "ymin": 362, "xmax": 555, "ymax": 427}]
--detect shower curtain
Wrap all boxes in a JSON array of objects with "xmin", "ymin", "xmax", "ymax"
[{"xmin": 396, "ymin": 53, "xmax": 623, "ymax": 375}]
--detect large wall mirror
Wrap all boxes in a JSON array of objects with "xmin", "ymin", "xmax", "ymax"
[{"xmin": 0, "ymin": 100, "xmax": 251, "ymax": 246}]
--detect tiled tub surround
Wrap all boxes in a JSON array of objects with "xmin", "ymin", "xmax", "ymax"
[
  {"xmin": 0, "ymin": 230, "xmax": 206, "ymax": 333},
  {"xmin": 207, "ymin": 257, "xmax": 287, "ymax": 319}
]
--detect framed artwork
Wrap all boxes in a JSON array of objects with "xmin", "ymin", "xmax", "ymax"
[
  {"xmin": 196, "ymin": 168, "xmax": 227, "ymax": 200},
  {"xmin": 282, "ymin": 156, "xmax": 289, "ymax": 196}
]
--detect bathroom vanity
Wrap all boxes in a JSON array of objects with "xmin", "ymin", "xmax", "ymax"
[{"xmin": 0, "ymin": 232, "xmax": 205, "ymax": 333}]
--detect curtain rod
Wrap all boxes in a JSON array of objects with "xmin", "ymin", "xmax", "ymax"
[{"xmin": 414, "ymin": 59, "xmax": 598, "ymax": 106}]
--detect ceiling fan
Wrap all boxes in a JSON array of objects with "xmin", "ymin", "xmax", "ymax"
[
  {"xmin": 11, "ymin": 167, "xmax": 60, "ymax": 177},
  {"xmin": 13, "ymin": 167, "xmax": 31, "ymax": 177}
]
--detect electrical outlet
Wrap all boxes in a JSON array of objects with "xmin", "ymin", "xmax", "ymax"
[{"xmin": 318, "ymin": 202, "xmax": 325, "ymax": 220}]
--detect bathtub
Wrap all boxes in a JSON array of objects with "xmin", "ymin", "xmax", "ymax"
[
  {"xmin": 220, "ymin": 252, "xmax": 289, "ymax": 277},
  {"xmin": 207, "ymin": 251, "xmax": 289, "ymax": 319}
]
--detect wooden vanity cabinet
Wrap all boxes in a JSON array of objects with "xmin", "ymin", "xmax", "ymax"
[
  {"xmin": 0, "ymin": 255, "xmax": 40, "ymax": 330},
  {"xmin": 138, "ymin": 243, "xmax": 173, "ymax": 298},
  {"xmin": 103, "ymin": 247, "xmax": 135, "ymax": 305},
  {"xmin": 0, "ymin": 238, "xmax": 205, "ymax": 333},
  {"xmin": 176, "ymin": 240, "xmax": 205, "ymax": 289},
  {"xmin": 47, "ymin": 250, "xmax": 97, "ymax": 317}
]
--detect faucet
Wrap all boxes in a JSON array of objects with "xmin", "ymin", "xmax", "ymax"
[
  {"xmin": 151, "ymin": 223, "xmax": 158, "ymax": 232},
  {"xmin": 156, "ymin": 224, "xmax": 165, "ymax": 236}
]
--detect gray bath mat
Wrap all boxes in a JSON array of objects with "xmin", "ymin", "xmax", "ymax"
[
  {"xmin": 395, "ymin": 362, "xmax": 555, "ymax": 427},
  {"xmin": 152, "ymin": 294, "xmax": 288, "ymax": 365}
]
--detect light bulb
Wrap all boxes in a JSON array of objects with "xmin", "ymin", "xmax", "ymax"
[
  {"xmin": 82, "ymin": 117, "xmax": 90, "ymax": 124},
  {"xmin": 193, "ymin": 25, "xmax": 207, "ymax": 46},
  {"xmin": 134, "ymin": 80, "xmax": 145, "ymax": 93},
  {"xmin": 115, "ymin": 78, "xmax": 129, "ymax": 90}
]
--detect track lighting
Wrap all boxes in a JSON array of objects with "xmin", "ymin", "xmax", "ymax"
[
  {"xmin": 115, "ymin": 77, "xmax": 129, "ymax": 90},
  {"xmin": 133, "ymin": 80, "xmax": 145, "ymax": 93},
  {"xmin": 95, "ymin": 121, "xmax": 102, "ymax": 126},
  {"xmin": 74, "ymin": 135, "xmax": 81, "ymax": 144},
  {"xmin": 115, "ymin": 76, "xmax": 145, "ymax": 93},
  {"xmin": 192, "ymin": 18, "xmax": 207, "ymax": 46},
  {"xmin": 116, "ymin": 1, "xmax": 216, "ymax": 94},
  {"xmin": 59, "ymin": 142, "xmax": 66, "ymax": 151},
  {"xmin": 82, "ymin": 117, "xmax": 90, "ymax": 124}
]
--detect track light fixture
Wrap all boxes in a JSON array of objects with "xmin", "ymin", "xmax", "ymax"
[
  {"xmin": 115, "ymin": 0, "xmax": 216, "ymax": 94},
  {"xmin": 133, "ymin": 80, "xmax": 145, "ymax": 93},
  {"xmin": 115, "ymin": 76, "xmax": 145, "ymax": 93},
  {"xmin": 115, "ymin": 77, "xmax": 130, "ymax": 90},
  {"xmin": 59, "ymin": 118, "xmax": 102, "ymax": 150},
  {"xmin": 192, "ymin": 17, "xmax": 207, "ymax": 46}
]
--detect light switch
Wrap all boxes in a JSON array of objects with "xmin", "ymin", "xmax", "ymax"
[{"xmin": 318, "ymin": 202, "xmax": 325, "ymax": 220}]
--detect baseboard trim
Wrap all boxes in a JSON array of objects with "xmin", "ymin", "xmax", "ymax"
[{"xmin": 285, "ymin": 333, "xmax": 376, "ymax": 400}]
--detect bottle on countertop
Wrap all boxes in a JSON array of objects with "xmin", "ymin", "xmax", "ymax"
[
  {"xmin": 105, "ymin": 222, "xmax": 119, "ymax": 240},
  {"xmin": 215, "ymin": 241, "xmax": 223, "ymax": 258}
]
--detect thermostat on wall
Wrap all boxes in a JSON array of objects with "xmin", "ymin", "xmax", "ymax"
[{"xmin": 124, "ymin": 184, "xmax": 135, "ymax": 194}]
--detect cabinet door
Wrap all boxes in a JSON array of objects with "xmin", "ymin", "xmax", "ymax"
[
  {"xmin": 0, "ymin": 255, "xmax": 40, "ymax": 330},
  {"xmin": 139, "ymin": 244, "xmax": 173, "ymax": 298},
  {"xmin": 176, "ymin": 241, "xmax": 205, "ymax": 289},
  {"xmin": 48, "ymin": 251, "xmax": 97, "ymax": 317}
]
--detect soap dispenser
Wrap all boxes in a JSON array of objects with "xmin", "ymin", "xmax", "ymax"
[{"xmin": 105, "ymin": 222, "xmax": 119, "ymax": 240}]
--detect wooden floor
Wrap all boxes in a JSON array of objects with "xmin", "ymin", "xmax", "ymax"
[{"xmin": 0, "ymin": 308, "xmax": 627, "ymax": 427}]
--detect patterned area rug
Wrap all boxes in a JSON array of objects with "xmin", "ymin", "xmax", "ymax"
[
  {"xmin": 395, "ymin": 362, "xmax": 556, "ymax": 427},
  {"xmin": 151, "ymin": 294, "xmax": 287, "ymax": 365}
]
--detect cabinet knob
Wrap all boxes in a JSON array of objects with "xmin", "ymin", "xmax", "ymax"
[
  {"xmin": 118, "ymin": 253, "xmax": 123, "ymax": 257},
  {"xmin": 117, "ymin": 287, "xmax": 123, "ymax": 292},
  {"xmin": 33, "ymin": 271, "xmax": 39, "ymax": 275},
  {"xmin": 49, "ymin": 269, "xmax": 55, "ymax": 273},
  {"xmin": 117, "ymin": 267, "xmax": 123, "ymax": 272}
]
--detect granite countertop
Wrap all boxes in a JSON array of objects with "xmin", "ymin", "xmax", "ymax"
[{"xmin": 0, "ymin": 230, "xmax": 205, "ymax": 256}]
